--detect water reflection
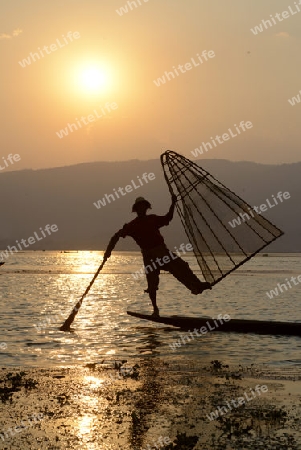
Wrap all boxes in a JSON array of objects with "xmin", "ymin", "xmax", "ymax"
[
  {"xmin": 2, "ymin": 252, "xmax": 301, "ymax": 367},
  {"xmin": 84, "ymin": 375, "xmax": 107, "ymax": 389},
  {"xmin": 77, "ymin": 414, "xmax": 95, "ymax": 439},
  {"xmin": 129, "ymin": 329, "xmax": 164, "ymax": 449},
  {"xmin": 76, "ymin": 251, "xmax": 101, "ymax": 274},
  {"xmin": 75, "ymin": 374, "xmax": 106, "ymax": 449},
  {"xmin": 136, "ymin": 329, "xmax": 163, "ymax": 355}
]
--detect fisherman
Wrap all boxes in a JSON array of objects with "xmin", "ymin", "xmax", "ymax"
[{"xmin": 104, "ymin": 196, "xmax": 211, "ymax": 316}]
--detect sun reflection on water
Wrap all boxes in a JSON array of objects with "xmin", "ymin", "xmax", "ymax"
[
  {"xmin": 78, "ymin": 414, "xmax": 94, "ymax": 436},
  {"xmin": 77, "ymin": 251, "xmax": 101, "ymax": 274},
  {"xmin": 75, "ymin": 376, "xmax": 106, "ymax": 448},
  {"xmin": 105, "ymin": 349, "xmax": 116, "ymax": 355},
  {"xmin": 84, "ymin": 375, "xmax": 107, "ymax": 389},
  {"xmin": 76, "ymin": 414, "xmax": 99, "ymax": 449}
]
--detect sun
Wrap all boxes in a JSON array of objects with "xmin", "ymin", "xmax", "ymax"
[
  {"xmin": 81, "ymin": 67, "xmax": 107, "ymax": 92},
  {"xmin": 75, "ymin": 64, "xmax": 110, "ymax": 95}
]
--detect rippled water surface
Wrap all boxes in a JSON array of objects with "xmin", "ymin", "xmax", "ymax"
[{"xmin": 0, "ymin": 251, "xmax": 300, "ymax": 367}]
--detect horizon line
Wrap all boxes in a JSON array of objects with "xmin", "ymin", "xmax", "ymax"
[{"xmin": 1, "ymin": 157, "xmax": 301, "ymax": 174}]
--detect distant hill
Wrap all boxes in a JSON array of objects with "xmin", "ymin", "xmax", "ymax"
[{"xmin": 0, "ymin": 158, "xmax": 300, "ymax": 252}]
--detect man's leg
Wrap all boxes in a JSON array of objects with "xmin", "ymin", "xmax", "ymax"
[
  {"xmin": 165, "ymin": 253, "xmax": 211, "ymax": 294},
  {"xmin": 143, "ymin": 258, "xmax": 160, "ymax": 315},
  {"xmin": 148, "ymin": 290, "xmax": 159, "ymax": 316}
]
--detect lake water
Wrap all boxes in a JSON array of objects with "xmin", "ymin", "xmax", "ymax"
[{"xmin": 0, "ymin": 251, "xmax": 300, "ymax": 368}]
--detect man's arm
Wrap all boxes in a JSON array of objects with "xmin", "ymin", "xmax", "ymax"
[
  {"xmin": 164, "ymin": 194, "xmax": 177, "ymax": 223},
  {"xmin": 103, "ymin": 230, "xmax": 122, "ymax": 261}
]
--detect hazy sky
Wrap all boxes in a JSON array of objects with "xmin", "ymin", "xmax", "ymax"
[{"xmin": 1, "ymin": 0, "xmax": 301, "ymax": 170}]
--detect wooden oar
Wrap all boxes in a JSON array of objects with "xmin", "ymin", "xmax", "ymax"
[{"xmin": 59, "ymin": 258, "xmax": 107, "ymax": 332}]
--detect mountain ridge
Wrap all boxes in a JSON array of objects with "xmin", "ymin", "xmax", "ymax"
[{"xmin": 0, "ymin": 158, "xmax": 299, "ymax": 252}]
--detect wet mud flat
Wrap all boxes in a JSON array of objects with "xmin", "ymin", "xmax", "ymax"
[{"xmin": 0, "ymin": 359, "xmax": 301, "ymax": 450}]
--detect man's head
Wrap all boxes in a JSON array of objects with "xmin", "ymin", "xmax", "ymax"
[{"xmin": 132, "ymin": 197, "xmax": 151, "ymax": 216}]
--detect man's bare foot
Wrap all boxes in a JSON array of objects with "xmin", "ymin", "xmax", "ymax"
[
  {"xmin": 191, "ymin": 282, "xmax": 211, "ymax": 295},
  {"xmin": 152, "ymin": 308, "xmax": 160, "ymax": 317}
]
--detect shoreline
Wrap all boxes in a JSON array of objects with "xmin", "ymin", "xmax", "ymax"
[{"xmin": 1, "ymin": 359, "xmax": 300, "ymax": 449}]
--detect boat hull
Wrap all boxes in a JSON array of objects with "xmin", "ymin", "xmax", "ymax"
[{"xmin": 127, "ymin": 311, "xmax": 301, "ymax": 336}]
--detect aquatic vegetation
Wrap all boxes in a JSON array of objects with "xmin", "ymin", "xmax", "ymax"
[
  {"xmin": 0, "ymin": 371, "xmax": 37, "ymax": 403},
  {"xmin": 162, "ymin": 431, "xmax": 198, "ymax": 449},
  {"xmin": 210, "ymin": 360, "xmax": 229, "ymax": 371},
  {"xmin": 214, "ymin": 404, "xmax": 298, "ymax": 449}
]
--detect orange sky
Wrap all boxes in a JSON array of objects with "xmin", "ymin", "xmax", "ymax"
[{"xmin": 1, "ymin": 0, "xmax": 301, "ymax": 170}]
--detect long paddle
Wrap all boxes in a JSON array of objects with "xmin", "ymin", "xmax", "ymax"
[{"xmin": 59, "ymin": 258, "xmax": 107, "ymax": 332}]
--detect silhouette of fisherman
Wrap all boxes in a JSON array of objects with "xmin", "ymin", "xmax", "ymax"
[{"xmin": 104, "ymin": 195, "xmax": 211, "ymax": 316}]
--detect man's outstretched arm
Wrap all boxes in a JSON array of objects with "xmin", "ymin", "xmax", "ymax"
[
  {"xmin": 165, "ymin": 194, "xmax": 177, "ymax": 223},
  {"xmin": 103, "ymin": 230, "xmax": 122, "ymax": 261}
]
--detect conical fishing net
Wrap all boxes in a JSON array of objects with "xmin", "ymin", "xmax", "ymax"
[{"xmin": 160, "ymin": 150, "xmax": 284, "ymax": 285}]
